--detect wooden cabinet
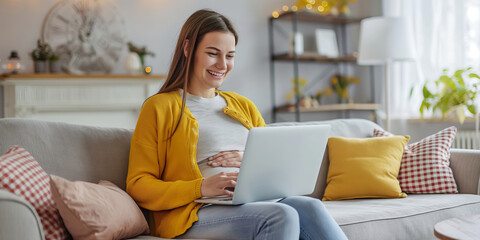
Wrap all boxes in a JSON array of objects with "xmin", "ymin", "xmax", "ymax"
[
  {"xmin": 0, "ymin": 74, "xmax": 165, "ymax": 129},
  {"xmin": 268, "ymin": 11, "xmax": 380, "ymax": 122}
]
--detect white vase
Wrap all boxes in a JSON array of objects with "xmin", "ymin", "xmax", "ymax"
[
  {"xmin": 289, "ymin": 32, "xmax": 304, "ymax": 55},
  {"xmin": 125, "ymin": 52, "xmax": 142, "ymax": 75}
]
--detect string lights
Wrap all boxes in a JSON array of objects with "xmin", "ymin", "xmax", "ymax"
[{"xmin": 272, "ymin": 0, "xmax": 356, "ymax": 18}]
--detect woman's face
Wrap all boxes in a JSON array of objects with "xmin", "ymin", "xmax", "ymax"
[{"xmin": 189, "ymin": 31, "xmax": 236, "ymax": 97}]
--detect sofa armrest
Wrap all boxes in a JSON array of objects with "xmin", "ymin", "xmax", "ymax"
[
  {"xmin": 0, "ymin": 189, "xmax": 45, "ymax": 240},
  {"xmin": 450, "ymin": 148, "xmax": 480, "ymax": 195}
]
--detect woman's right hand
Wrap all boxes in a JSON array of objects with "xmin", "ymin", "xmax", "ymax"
[{"xmin": 200, "ymin": 172, "xmax": 238, "ymax": 197}]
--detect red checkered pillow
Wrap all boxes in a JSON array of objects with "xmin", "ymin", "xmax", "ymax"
[
  {"xmin": 373, "ymin": 127, "xmax": 458, "ymax": 193},
  {"xmin": 0, "ymin": 146, "xmax": 69, "ymax": 240}
]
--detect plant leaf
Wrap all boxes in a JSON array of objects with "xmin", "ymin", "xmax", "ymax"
[
  {"xmin": 467, "ymin": 104, "xmax": 477, "ymax": 115},
  {"xmin": 423, "ymin": 85, "xmax": 432, "ymax": 98},
  {"xmin": 469, "ymin": 73, "xmax": 480, "ymax": 79},
  {"xmin": 438, "ymin": 75, "xmax": 456, "ymax": 90},
  {"xmin": 456, "ymin": 70, "xmax": 466, "ymax": 88},
  {"xmin": 419, "ymin": 102, "xmax": 426, "ymax": 117},
  {"xmin": 454, "ymin": 69, "xmax": 465, "ymax": 80},
  {"xmin": 439, "ymin": 103, "xmax": 450, "ymax": 116}
]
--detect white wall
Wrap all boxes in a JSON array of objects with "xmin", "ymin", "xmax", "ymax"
[{"xmin": 0, "ymin": 0, "xmax": 381, "ymax": 124}]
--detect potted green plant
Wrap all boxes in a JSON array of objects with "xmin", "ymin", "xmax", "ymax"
[
  {"xmin": 417, "ymin": 67, "xmax": 480, "ymax": 123},
  {"xmin": 30, "ymin": 39, "xmax": 53, "ymax": 73},
  {"xmin": 49, "ymin": 53, "xmax": 62, "ymax": 73},
  {"xmin": 127, "ymin": 42, "xmax": 155, "ymax": 74}
]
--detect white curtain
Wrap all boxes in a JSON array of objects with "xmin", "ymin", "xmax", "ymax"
[{"xmin": 383, "ymin": 0, "xmax": 480, "ymax": 119}]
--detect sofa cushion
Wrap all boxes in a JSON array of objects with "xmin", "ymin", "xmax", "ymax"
[
  {"xmin": 269, "ymin": 119, "xmax": 384, "ymax": 200},
  {"xmin": 374, "ymin": 127, "xmax": 458, "ymax": 193},
  {"xmin": 323, "ymin": 136, "xmax": 409, "ymax": 201},
  {"xmin": 324, "ymin": 194, "xmax": 480, "ymax": 240},
  {"xmin": 50, "ymin": 175, "xmax": 149, "ymax": 240},
  {"xmin": 0, "ymin": 146, "xmax": 68, "ymax": 240}
]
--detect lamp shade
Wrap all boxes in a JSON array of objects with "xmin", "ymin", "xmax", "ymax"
[{"xmin": 357, "ymin": 17, "xmax": 416, "ymax": 65}]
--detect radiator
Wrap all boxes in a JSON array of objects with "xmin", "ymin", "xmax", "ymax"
[{"xmin": 452, "ymin": 130, "xmax": 480, "ymax": 149}]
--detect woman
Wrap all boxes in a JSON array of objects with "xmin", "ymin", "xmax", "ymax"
[{"xmin": 126, "ymin": 9, "xmax": 347, "ymax": 240}]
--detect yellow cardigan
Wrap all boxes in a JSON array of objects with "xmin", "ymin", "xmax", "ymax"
[{"xmin": 126, "ymin": 90, "xmax": 266, "ymax": 238}]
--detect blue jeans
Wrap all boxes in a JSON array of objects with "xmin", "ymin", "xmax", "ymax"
[{"xmin": 177, "ymin": 196, "xmax": 347, "ymax": 240}]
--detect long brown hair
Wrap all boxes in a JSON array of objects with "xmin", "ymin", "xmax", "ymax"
[{"xmin": 159, "ymin": 9, "xmax": 238, "ymax": 137}]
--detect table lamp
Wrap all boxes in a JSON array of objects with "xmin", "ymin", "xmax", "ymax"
[{"xmin": 357, "ymin": 17, "xmax": 416, "ymax": 131}]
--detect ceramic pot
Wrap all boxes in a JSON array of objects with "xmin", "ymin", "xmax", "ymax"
[
  {"xmin": 34, "ymin": 61, "xmax": 47, "ymax": 73},
  {"xmin": 49, "ymin": 61, "xmax": 62, "ymax": 73},
  {"xmin": 125, "ymin": 52, "xmax": 142, "ymax": 75}
]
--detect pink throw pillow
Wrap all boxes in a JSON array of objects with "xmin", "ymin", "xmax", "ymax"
[
  {"xmin": 374, "ymin": 127, "xmax": 458, "ymax": 193},
  {"xmin": 0, "ymin": 146, "xmax": 69, "ymax": 240},
  {"xmin": 49, "ymin": 175, "xmax": 149, "ymax": 240}
]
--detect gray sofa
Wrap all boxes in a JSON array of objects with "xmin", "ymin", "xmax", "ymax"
[{"xmin": 0, "ymin": 118, "xmax": 479, "ymax": 240}]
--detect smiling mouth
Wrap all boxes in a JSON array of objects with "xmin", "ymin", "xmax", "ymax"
[{"xmin": 207, "ymin": 70, "xmax": 225, "ymax": 77}]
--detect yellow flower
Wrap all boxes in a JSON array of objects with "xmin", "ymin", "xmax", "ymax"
[
  {"xmin": 291, "ymin": 77, "xmax": 308, "ymax": 86},
  {"xmin": 331, "ymin": 76, "xmax": 338, "ymax": 84},
  {"xmin": 342, "ymin": 91, "xmax": 349, "ymax": 99},
  {"xmin": 325, "ymin": 88, "xmax": 333, "ymax": 95},
  {"xmin": 286, "ymin": 92, "xmax": 293, "ymax": 101}
]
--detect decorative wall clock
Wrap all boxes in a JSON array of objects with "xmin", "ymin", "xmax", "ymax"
[{"xmin": 42, "ymin": 0, "xmax": 126, "ymax": 74}]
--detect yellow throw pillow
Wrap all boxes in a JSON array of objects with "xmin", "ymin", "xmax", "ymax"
[{"xmin": 322, "ymin": 136, "xmax": 409, "ymax": 201}]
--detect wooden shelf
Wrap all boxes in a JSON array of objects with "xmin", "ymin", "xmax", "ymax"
[
  {"xmin": 273, "ymin": 52, "xmax": 357, "ymax": 63},
  {"xmin": 0, "ymin": 73, "xmax": 166, "ymax": 80},
  {"xmin": 272, "ymin": 11, "xmax": 364, "ymax": 24},
  {"xmin": 276, "ymin": 103, "xmax": 381, "ymax": 113},
  {"xmin": 268, "ymin": 10, "xmax": 374, "ymax": 122}
]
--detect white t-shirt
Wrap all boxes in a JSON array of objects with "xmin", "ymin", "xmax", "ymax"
[{"xmin": 180, "ymin": 90, "xmax": 249, "ymax": 178}]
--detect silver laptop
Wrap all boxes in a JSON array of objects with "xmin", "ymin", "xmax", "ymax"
[{"xmin": 194, "ymin": 124, "xmax": 330, "ymax": 205}]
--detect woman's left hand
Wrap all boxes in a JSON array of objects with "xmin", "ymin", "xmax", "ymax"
[{"xmin": 207, "ymin": 150, "xmax": 243, "ymax": 168}]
